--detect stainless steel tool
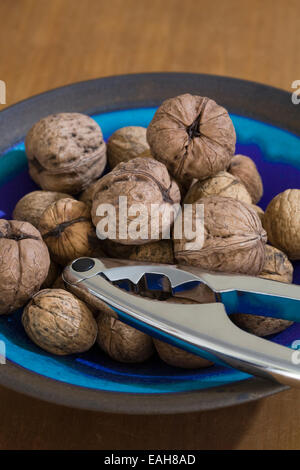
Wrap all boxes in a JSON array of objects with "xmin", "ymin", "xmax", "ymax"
[{"xmin": 63, "ymin": 257, "xmax": 300, "ymax": 388}]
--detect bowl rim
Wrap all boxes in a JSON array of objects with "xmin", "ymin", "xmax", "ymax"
[
  {"xmin": 0, "ymin": 72, "xmax": 297, "ymax": 413},
  {"xmin": 0, "ymin": 359, "xmax": 287, "ymax": 414}
]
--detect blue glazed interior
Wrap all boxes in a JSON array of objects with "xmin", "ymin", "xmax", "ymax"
[{"xmin": 0, "ymin": 107, "xmax": 300, "ymax": 394}]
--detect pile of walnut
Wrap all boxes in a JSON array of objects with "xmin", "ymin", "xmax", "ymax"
[{"xmin": 1, "ymin": 95, "xmax": 299, "ymax": 369}]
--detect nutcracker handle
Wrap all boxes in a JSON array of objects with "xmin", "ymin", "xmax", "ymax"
[{"xmin": 65, "ymin": 271, "xmax": 300, "ymax": 389}]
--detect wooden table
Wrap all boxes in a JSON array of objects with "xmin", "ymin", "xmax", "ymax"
[{"xmin": 0, "ymin": 0, "xmax": 299, "ymax": 450}]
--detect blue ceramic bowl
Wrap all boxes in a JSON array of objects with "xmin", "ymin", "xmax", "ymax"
[{"xmin": 0, "ymin": 73, "xmax": 299, "ymax": 413}]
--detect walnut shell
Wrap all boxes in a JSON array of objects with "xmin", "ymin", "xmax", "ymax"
[
  {"xmin": 107, "ymin": 126, "xmax": 150, "ymax": 169},
  {"xmin": 78, "ymin": 179, "xmax": 102, "ymax": 209},
  {"xmin": 174, "ymin": 176, "xmax": 196, "ymax": 200},
  {"xmin": 259, "ymin": 245, "xmax": 293, "ymax": 283},
  {"xmin": 0, "ymin": 220, "xmax": 50, "ymax": 314},
  {"xmin": 231, "ymin": 314, "xmax": 293, "ymax": 337},
  {"xmin": 184, "ymin": 171, "xmax": 252, "ymax": 205},
  {"xmin": 101, "ymin": 239, "xmax": 136, "ymax": 259},
  {"xmin": 26, "ymin": 113, "xmax": 107, "ymax": 194},
  {"xmin": 13, "ymin": 191, "xmax": 72, "ymax": 228},
  {"xmin": 22, "ymin": 289, "xmax": 97, "ymax": 355},
  {"xmin": 228, "ymin": 154, "xmax": 263, "ymax": 204},
  {"xmin": 38, "ymin": 198, "xmax": 99, "ymax": 265},
  {"xmin": 252, "ymin": 205, "xmax": 264, "ymax": 223},
  {"xmin": 138, "ymin": 149, "xmax": 153, "ymax": 158},
  {"xmin": 154, "ymin": 297, "xmax": 214, "ymax": 369},
  {"xmin": 97, "ymin": 311, "xmax": 154, "ymax": 363},
  {"xmin": 129, "ymin": 240, "xmax": 174, "ymax": 264},
  {"xmin": 53, "ymin": 274, "xmax": 100, "ymax": 316},
  {"xmin": 174, "ymin": 196, "xmax": 267, "ymax": 275},
  {"xmin": 147, "ymin": 94, "xmax": 236, "ymax": 181},
  {"xmin": 91, "ymin": 157, "xmax": 181, "ymax": 245},
  {"xmin": 263, "ymin": 189, "xmax": 300, "ymax": 260},
  {"xmin": 64, "ymin": 277, "xmax": 114, "ymax": 317},
  {"xmin": 231, "ymin": 245, "xmax": 293, "ymax": 336}
]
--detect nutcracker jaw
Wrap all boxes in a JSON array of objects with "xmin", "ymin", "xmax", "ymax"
[{"xmin": 63, "ymin": 257, "xmax": 300, "ymax": 389}]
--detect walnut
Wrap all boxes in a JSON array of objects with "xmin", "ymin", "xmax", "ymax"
[
  {"xmin": 53, "ymin": 274, "xmax": 101, "ymax": 317},
  {"xmin": 26, "ymin": 113, "xmax": 107, "ymax": 194},
  {"xmin": 154, "ymin": 296, "xmax": 215, "ymax": 369},
  {"xmin": 129, "ymin": 240, "xmax": 174, "ymax": 264},
  {"xmin": 231, "ymin": 245, "xmax": 294, "ymax": 336},
  {"xmin": 231, "ymin": 315, "xmax": 293, "ymax": 337},
  {"xmin": 65, "ymin": 276, "xmax": 117, "ymax": 317},
  {"xmin": 175, "ymin": 176, "xmax": 195, "ymax": 200},
  {"xmin": 13, "ymin": 191, "xmax": 72, "ymax": 228},
  {"xmin": 228, "ymin": 154, "xmax": 263, "ymax": 204},
  {"xmin": 147, "ymin": 94, "xmax": 236, "ymax": 181},
  {"xmin": 107, "ymin": 126, "xmax": 150, "ymax": 169},
  {"xmin": 0, "ymin": 220, "xmax": 50, "ymax": 314},
  {"xmin": 101, "ymin": 239, "xmax": 136, "ymax": 259},
  {"xmin": 41, "ymin": 260, "xmax": 61, "ymax": 289},
  {"xmin": 263, "ymin": 189, "xmax": 300, "ymax": 260},
  {"xmin": 78, "ymin": 179, "xmax": 102, "ymax": 209},
  {"xmin": 174, "ymin": 196, "xmax": 267, "ymax": 275},
  {"xmin": 22, "ymin": 289, "xmax": 97, "ymax": 355},
  {"xmin": 138, "ymin": 149, "xmax": 153, "ymax": 158},
  {"xmin": 252, "ymin": 205, "xmax": 264, "ymax": 223},
  {"xmin": 91, "ymin": 157, "xmax": 181, "ymax": 245},
  {"xmin": 259, "ymin": 245, "xmax": 293, "ymax": 283},
  {"xmin": 38, "ymin": 198, "xmax": 99, "ymax": 265},
  {"xmin": 97, "ymin": 311, "xmax": 154, "ymax": 363},
  {"xmin": 184, "ymin": 171, "xmax": 252, "ymax": 205}
]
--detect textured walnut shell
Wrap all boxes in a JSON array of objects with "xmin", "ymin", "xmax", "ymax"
[
  {"xmin": 52, "ymin": 274, "xmax": 101, "ymax": 316},
  {"xmin": 107, "ymin": 126, "xmax": 150, "ymax": 169},
  {"xmin": 78, "ymin": 179, "xmax": 102, "ymax": 209},
  {"xmin": 138, "ymin": 149, "xmax": 153, "ymax": 159},
  {"xmin": 263, "ymin": 189, "xmax": 300, "ymax": 260},
  {"xmin": 154, "ymin": 297, "xmax": 214, "ymax": 369},
  {"xmin": 252, "ymin": 205, "xmax": 264, "ymax": 223},
  {"xmin": 91, "ymin": 157, "xmax": 181, "ymax": 245},
  {"xmin": 97, "ymin": 311, "xmax": 154, "ymax": 363},
  {"xmin": 174, "ymin": 196, "xmax": 267, "ymax": 275},
  {"xmin": 228, "ymin": 155, "xmax": 263, "ymax": 204},
  {"xmin": 64, "ymin": 278, "xmax": 114, "ymax": 317},
  {"xmin": 41, "ymin": 260, "xmax": 61, "ymax": 289},
  {"xmin": 147, "ymin": 94, "xmax": 236, "ymax": 181},
  {"xmin": 26, "ymin": 113, "xmax": 107, "ymax": 194},
  {"xmin": 38, "ymin": 198, "xmax": 99, "ymax": 265},
  {"xmin": 184, "ymin": 171, "xmax": 252, "ymax": 205},
  {"xmin": 13, "ymin": 191, "xmax": 72, "ymax": 228},
  {"xmin": 174, "ymin": 176, "xmax": 196, "ymax": 200},
  {"xmin": 129, "ymin": 240, "xmax": 174, "ymax": 264},
  {"xmin": 101, "ymin": 239, "xmax": 136, "ymax": 259},
  {"xmin": 231, "ymin": 315, "xmax": 293, "ymax": 337},
  {"xmin": 0, "ymin": 220, "xmax": 50, "ymax": 314},
  {"xmin": 22, "ymin": 289, "xmax": 97, "ymax": 355},
  {"xmin": 231, "ymin": 245, "xmax": 293, "ymax": 336},
  {"xmin": 259, "ymin": 245, "xmax": 293, "ymax": 283}
]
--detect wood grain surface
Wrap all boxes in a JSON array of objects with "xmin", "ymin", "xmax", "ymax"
[{"xmin": 0, "ymin": 0, "xmax": 299, "ymax": 450}]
